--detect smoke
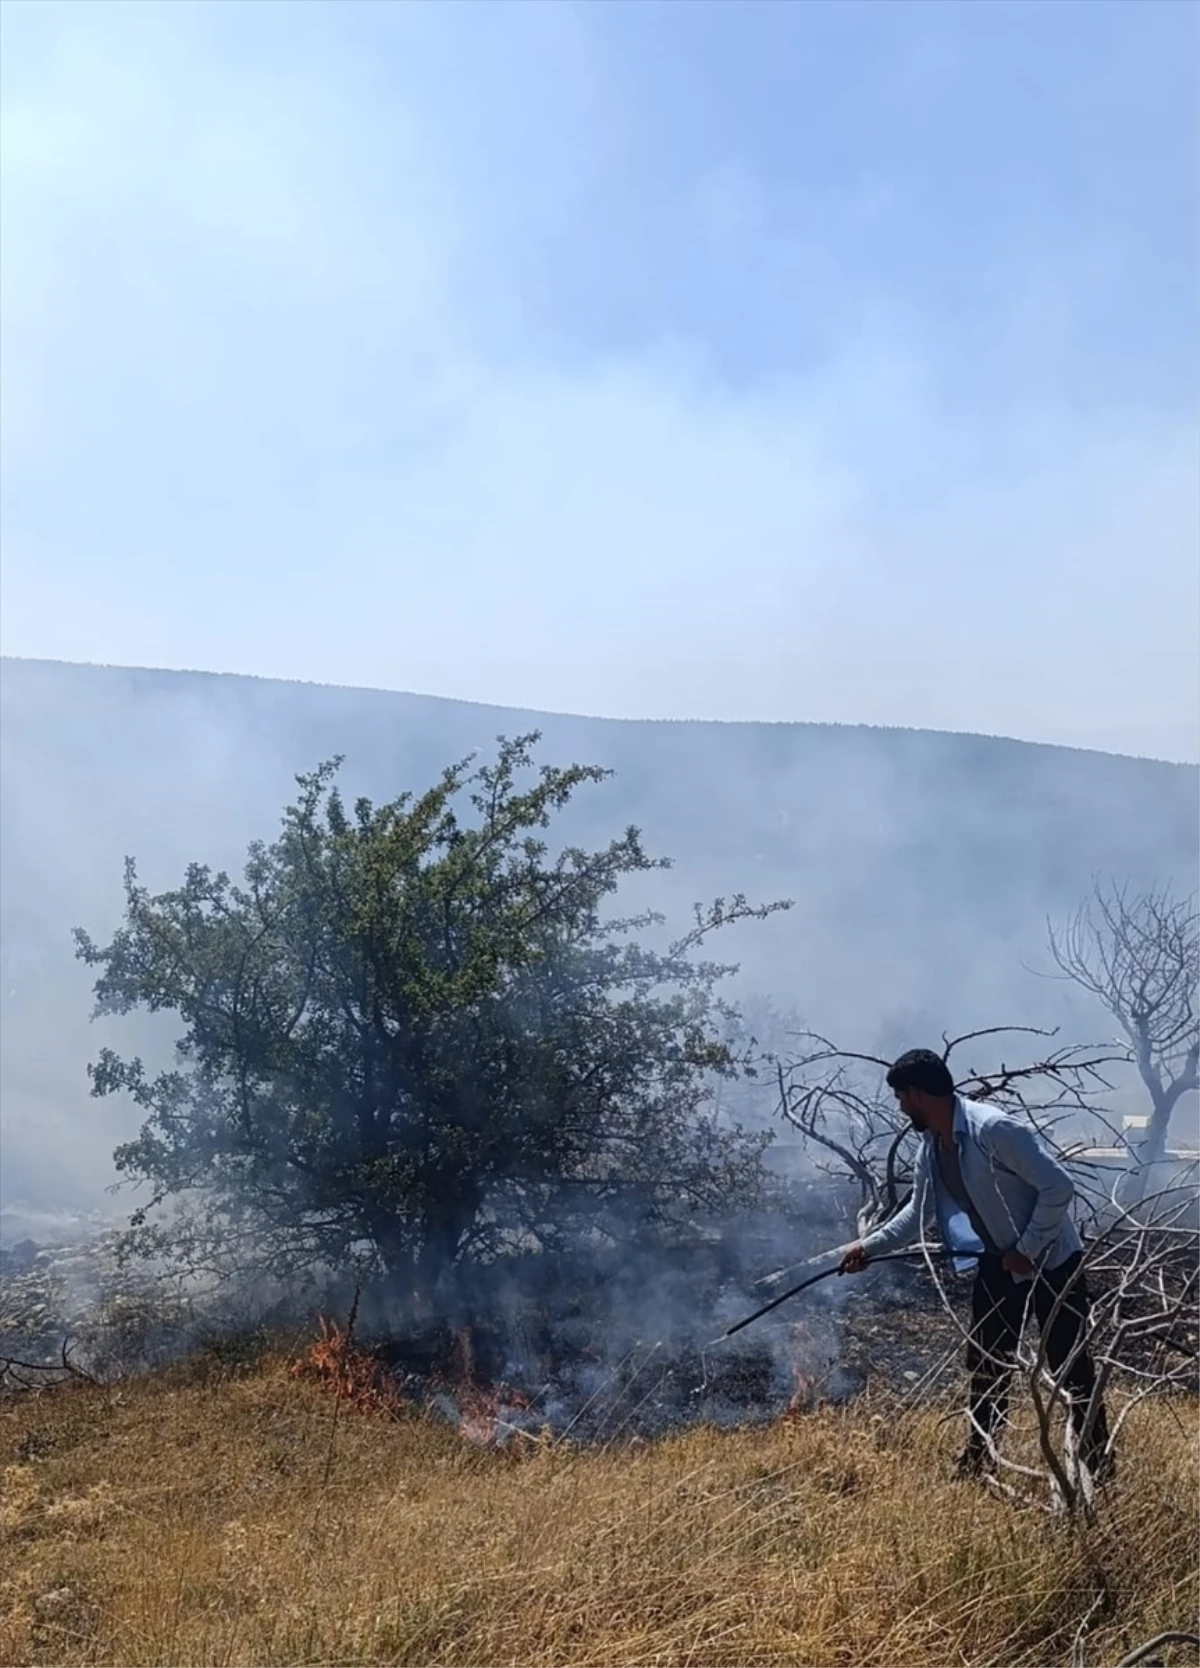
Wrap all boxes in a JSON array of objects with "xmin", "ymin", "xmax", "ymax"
[
  {"xmin": 2, "ymin": 3, "xmax": 1196, "ymax": 761},
  {"xmin": 2, "ymin": 657, "xmax": 1196, "ymax": 1224},
  {"xmin": 1, "ymin": 656, "xmax": 1193, "ymax": 1439},
  {"xmin": 1, "ymin": 3, "xmax": 1196, "ymax": 1441}
]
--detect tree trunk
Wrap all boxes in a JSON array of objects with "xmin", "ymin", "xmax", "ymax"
[
  {"xmin": 1125, "ymin": 1093, "xmax": 1173, "ymax": 1207},
  {"xmin": 415, "ymin": 1180, "xmax": 481, "ymax": 1293},
  {"xmin": 365, "ymin": 1174, "xmax": 481, "ymax": 1316}
]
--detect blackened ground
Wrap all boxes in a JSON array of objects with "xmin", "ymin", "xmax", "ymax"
[
  {"xmin": 361, "ymin": 1242, "xmax": 975, "ymax": 1444},
  {"xmin": 362, "ymin": 1240, "xmax": 1194, "ymax": 1447}
]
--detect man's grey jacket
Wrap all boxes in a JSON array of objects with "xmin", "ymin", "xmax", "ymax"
[{"xmin": 860, "ymin": 1094, "xmax": 1083, "ymax": 1279}]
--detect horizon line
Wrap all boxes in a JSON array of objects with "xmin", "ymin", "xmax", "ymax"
[{"xmin": 2, "ymin": 653, "xmax": 1197, "ymax": 770}]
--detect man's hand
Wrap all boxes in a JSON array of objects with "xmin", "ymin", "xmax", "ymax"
[
  {"xmin": 1002, "ymin": 1250, "xmax": 1035, "ymax": 1276},
  {"xmin": 839, "ymin": 1243, "xmax": 869, "ymax": 1274}
]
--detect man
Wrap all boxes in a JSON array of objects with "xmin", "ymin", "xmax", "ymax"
[{"xmin": 839, "ymin": 1048, "xmax": 1113, "ymax": 1480}]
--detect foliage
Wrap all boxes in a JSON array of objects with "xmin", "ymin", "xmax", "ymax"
[{"xmin": 74, "ymin": 735, "xmax": 789, "ymax": 1294}]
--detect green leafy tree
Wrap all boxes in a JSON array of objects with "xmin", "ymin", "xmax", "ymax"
[{"xmin": 75, "ymin": 735, "xmax": 789, "ymax": 1297}]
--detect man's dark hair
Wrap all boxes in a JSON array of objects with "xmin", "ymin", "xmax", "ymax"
[{"xmin": 886, "ymin": 1048, "xmax": 955, "ymax": 1098}]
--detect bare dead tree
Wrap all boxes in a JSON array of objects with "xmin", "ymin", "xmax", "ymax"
[
  {"xmin": 1047, "ymin": 881, "xmax": 1198, "ymax": 1198},
  {"xmin": 775, "ymin": 1024, "xmax": 1198, "ymax": 1524},
  {"xmin": 883, "ymin": 1189, "xmax": 1199, "ymax": 1524},
  {"xmin": 1024, "ymin": 1197, "xmax": 1197, "ymax": 1510},
  {"xmin": 775, "ymin": 1025, "xmax": 1126, "ymax": 1239},
  {"xmin": 773, "ymin": 1055, "xmax": 899, "ymax": 1237}
]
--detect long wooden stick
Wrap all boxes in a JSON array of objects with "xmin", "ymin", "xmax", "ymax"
[{"xmin": 715, "ymin": 1248, "xmax": 975, "ymax": 1342}]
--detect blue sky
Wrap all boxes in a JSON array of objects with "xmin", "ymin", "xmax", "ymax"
[{"xmin": 1, "ymin": 0, "xmax": 1197, "ymax": 759}]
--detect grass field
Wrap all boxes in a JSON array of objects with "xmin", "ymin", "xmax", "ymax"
[{"xmin": 1, "ymin": 1344, "xmax": 1197, "ymax": 1668}]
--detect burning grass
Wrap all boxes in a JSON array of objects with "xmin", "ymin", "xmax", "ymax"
[
  {"xmin": 288, "ymin": 1316, "xmax": 408, "ymax": 1419},
  {"xmin": 286, "ymin": 1307, "xmax": 836, "ymax": 1449},
  {"xmin": 1, "ymin": 1345, "xmax": 1196, "ymax": 1668}
]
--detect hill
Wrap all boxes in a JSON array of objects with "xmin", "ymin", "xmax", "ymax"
[{"xmin": 1, "ymin": 656, "xmax": 1197, "ymax": 1210}]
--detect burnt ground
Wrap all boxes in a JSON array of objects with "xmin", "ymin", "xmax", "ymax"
[
  {"xmin": 359, "ymin": 1250, "xmax": 975, "ymax": 1445},
  {"xmin": 8, "ymin": 1195, "xmax": 1190, "ymax": 1443},
  {"xmin": 357, "ymin": 1237, "xmax": 1197, "ymax": 1445}
]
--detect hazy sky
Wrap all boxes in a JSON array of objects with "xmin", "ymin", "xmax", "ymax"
[{"xmin": 1, "ymin": 0, "xmax": 1197, "ymax": 760}]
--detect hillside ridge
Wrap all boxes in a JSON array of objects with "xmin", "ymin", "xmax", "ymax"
[
  {"xmin": 2, "ymin": 652, "xmax": 1196, "ymax": 1212},
  {"xmin": 5, "ymin": 655, "xmax": 1193, "ymax": 767}
]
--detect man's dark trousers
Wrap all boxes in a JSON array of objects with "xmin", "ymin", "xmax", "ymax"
[{"xmin": 966, "ymin": 1251, "xmax": 1111, "ymax": 1465}]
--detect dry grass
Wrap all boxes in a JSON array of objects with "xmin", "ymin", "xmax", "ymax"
[{"xmin": 1, "ymin": 1348, "xmax": 1196, "ymax": 1668}]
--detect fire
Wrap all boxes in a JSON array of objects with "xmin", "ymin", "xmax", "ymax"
[
  {"xmin": 780, "ymin": 1319, "xmax": 818, "ymax": 1421},
  {"xmin": 438, "ymin": 1326, "xmax": 532, "ymax": 1446},
  {"xmin": 290, "ymin": 1319, "xmax": 533, "ymax": 1447},
  {"xmin": 783, "ymin": 1366, "xmax": 816, "ymax": 1420},
  {"xmin": 289, "ymin": 1316, "xmax": 407, "ymax": 1418}
]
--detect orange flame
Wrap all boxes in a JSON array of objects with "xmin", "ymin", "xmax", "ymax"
[
  {"xmin": 292, "ymin": 1318, "xmax": 533, "ymax": 1445},
  {"xmin": 780, "ymin": 1319, "xmax": 817, "ymax": 1422},
  {"xmin": 289, "ymin": 1316, "xmax": 407, "ymax": 1418},
  {"xmin": 440, "ymin": 1325, "xmax": 532, "ymax": 1446},
  {"xmin": 782, "ymin": 1366, "xmax": 816, "ymax": 1421}
]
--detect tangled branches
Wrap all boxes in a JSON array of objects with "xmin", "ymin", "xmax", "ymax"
[{"xmin": 775, "ymin": 1024, "xmax": 1127, "ymax": 1238}]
